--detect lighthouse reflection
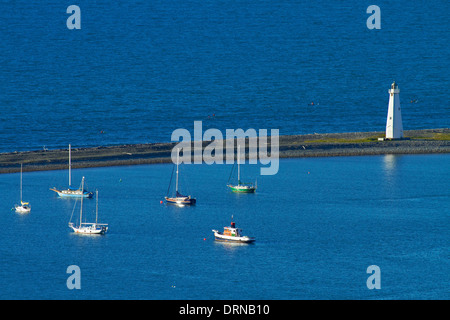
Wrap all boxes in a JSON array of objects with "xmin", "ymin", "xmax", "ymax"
[
  {"xmin": 383, "ymin": 154, "xmax": 398, "ymax": 171},
  {"xmin": 382, "ymin": 154, "xmax": 401, "ymax": 190}
]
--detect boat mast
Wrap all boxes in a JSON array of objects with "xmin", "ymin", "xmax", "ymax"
[
  {"xmin": 69, "ymin": 144, "xmax": 71, "ymax": 186},
  {"xmin": 20, "ymin": 163, "xmax": 23, "ymax": 202},
  {"xmin": 237, "ymin": 145, "xmax": 240, "ymax": 183},
  {"xmin": 95, "ymin": 190, "xmax": 98, "ymax": 224},
  {"xmin": 79, "ymin": 177, "xmax": 84, "ymax": 227},
  {"xmin": 176, "ymin": 148, "xmax": 179, "ymax": 193}
]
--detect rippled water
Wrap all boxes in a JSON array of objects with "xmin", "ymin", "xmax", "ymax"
[
  {"xmin": 0, "ymin": 154, "xmax": 448, "ymax": 299},
  {"xmin": 1, "ymin": 1, "xmax": 449, "ymax": 152}
]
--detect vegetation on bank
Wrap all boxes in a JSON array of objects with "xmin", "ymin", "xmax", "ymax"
[
  {"xmin": 409, "ymin": 132, "xmax": 450, "ymax": 141},
  {"xmin": 297, "ymin": 131, "xmax": 450, "ymax": 145}
]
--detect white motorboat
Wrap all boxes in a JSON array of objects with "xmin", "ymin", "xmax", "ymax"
[{"xmin": 212, "ymin": 217, "xmax": 255, "ymax": 243}]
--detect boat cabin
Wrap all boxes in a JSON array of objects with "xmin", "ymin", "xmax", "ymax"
[{"xmin": 223, "ymin": 222, "xmax": 242, "ymax": 237}]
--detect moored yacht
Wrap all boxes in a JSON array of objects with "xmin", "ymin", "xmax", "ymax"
[
  {"xmin": 14, "ymin": 164, "xmax": 31, "ymax": 213},
  {"xmin": 50, "ymin": 144, "xmax": 93, "ymax": 198},
  {"xmin": 68, "ymin": 179, "xmax": 108, "ymax": 235},
  {"xmin": 165, "ymin": 148, "xmax": 196, "ymax": 205}
]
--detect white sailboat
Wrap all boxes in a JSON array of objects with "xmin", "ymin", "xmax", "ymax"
[
  {"xmin": 15, "ymin": 163, "xmax": 31, "ymax": 213},
  {"xmin": 50, "ymin": 144, "xmax": 93, "ymax": 198},
  {"xmin": 69, "ymin": 177, "xmax": 108, "ymax": 235},
  {"xmin": 164, "ymin": 148, "xmax": 196, "ymax": 205}
]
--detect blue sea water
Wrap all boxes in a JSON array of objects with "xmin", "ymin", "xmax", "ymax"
[
  {"xmin": 0, "ymin": 1, "xmax": 448, "ymax": 152},
  {"xmin": 0, "ymin": 154, "xmax": 449, "ymax": 299},
  {"xmin": 0, "ymin": 1, "xmax": 449, "ymax": 301}
]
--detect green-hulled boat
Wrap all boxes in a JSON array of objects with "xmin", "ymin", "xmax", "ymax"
[
  {"xmin": 227, "ymin": 146, "xmax": 257, "ymax": 193},
  {"xmin": 228, "ymin": 182, "xmax": 256, "ymax": 193}
]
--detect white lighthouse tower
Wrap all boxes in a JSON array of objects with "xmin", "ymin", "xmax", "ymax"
[{"xmin": 385, "ymin": 81, "xmax": 404, "ymax": 139}]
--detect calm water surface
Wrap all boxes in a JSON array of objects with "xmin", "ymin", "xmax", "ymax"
[
  {"xmin": 0, "ymin": 154, "xmax": 448, "ymax": 299},
  {"xmin": 0, "ymin": 0, "xmax": 449, "ymax": 152},
  {"xmin": 0, "ymin": 0, "xmax": 448, "ymax": 301}
]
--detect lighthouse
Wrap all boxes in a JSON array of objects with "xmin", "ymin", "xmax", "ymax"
[{"xmin": 385, "ymin": 81, "xmax": 404, "ymax": 139}]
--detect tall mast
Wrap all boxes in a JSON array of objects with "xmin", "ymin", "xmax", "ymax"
[
  {"xmin": 176, "ymin": 148, "xmax": 179, "ymax": 193},
  {"xmin": 237, "ymin": 145, "xmax": 240, "ymax": 183},
  {"xmin": 95, "ymin": 190, "xmax": 98, "ymax": 224},
  {"xmin": 69, "ymin": 144, "xmax": 72, "ymax": 186},
  {"xmin": 20, "ymin": 163, "xmax": 23, "ymax": 202},
  {"xmin": 79, "ymin": 177, "xmax": 84, "ymax": 227}
]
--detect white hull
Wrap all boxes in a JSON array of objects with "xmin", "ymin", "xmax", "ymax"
[
  {"xmin": 68, "ymin": 182, "xmax": 108, "ymax": 235},
  {"xmin": 165, "ymin": 196, "xmax": 196, "ymax": 205},
  {"xmin": 69, "ymin": 224, "xmax": 107, "ymax": 235},
  {"xmin": 15, "ymin": 205, "xmax": 31, "ymax": 213},
  {"xmin": 15, "ymin": 164, "xmax": 31, "ymax": 213},
  {"xmin": 50, "ymin": 188, "xmax": 93, "ymax": 198},
  {"xmin": 212, "ymin": 230, "xmax": 255, "ymax": 243}
]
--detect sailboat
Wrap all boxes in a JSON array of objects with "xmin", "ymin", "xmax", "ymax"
[
  {"xmin": 227, "ymin": 145, "xmax": 257, "ymax": 193},
  {"xmin": 165, "ymin": 148, "xmax": 196, "ymax": 205},
  {"xmin": 15, "ymin": 163, "xmax": 31, "ymax": 213},
  {"xmin": 69, "ymin": 179, "xmax": 108, "ymax": 235},
  {"xmin": 50, "ymin": 144, "xmax": 93, "ymax": 198}
]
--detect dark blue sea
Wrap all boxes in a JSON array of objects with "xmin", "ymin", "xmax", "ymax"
[
  {"xmin": 0, "ymin": 0, "xmax": 448, "ymax": 152},
  {"xmin": 0, "ymin": 1, "xmax": 449, "ymax": 300}
]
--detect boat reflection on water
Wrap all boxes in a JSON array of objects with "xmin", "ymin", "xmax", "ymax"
[{"xmin": 213, "ymin": 240, "xmax": 254, "ymax": 249}]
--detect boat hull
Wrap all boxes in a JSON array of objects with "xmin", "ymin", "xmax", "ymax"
[
  {"xmin": 228, "ymin": 185, "xmax": 256, "ymax": 193},
  {"xmin": 69, "ymin": 224, "xmax": 108, "ymax": 235},
  {"xmin": 212, "ymin": 231, "xmax": 255, "ymax": 243},
  {"xmin": 15, "ymin": 205, "xmax": 31, "ymax": 213},
  {"xmin": 51, "ymin": 188, "xmax": 93, "ymax": 198},
  {"xmin": 165, "ymin": 196, "xmax": 196, "ymax": 205}
]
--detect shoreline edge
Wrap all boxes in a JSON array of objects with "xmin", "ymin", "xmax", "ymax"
[{"xmin": 1, "ymin": 128, "xmax": 449, "ymax": 174}]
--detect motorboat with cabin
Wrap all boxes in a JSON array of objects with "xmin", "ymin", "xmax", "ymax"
[{"xmin": 212, "ymin": 217, "xmax": 255, "ymax": 243}]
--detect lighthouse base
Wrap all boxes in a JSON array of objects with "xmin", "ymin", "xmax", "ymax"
[{"xmin": 378, "ymin": 137, "xmax": 410, "ymax": 141}]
